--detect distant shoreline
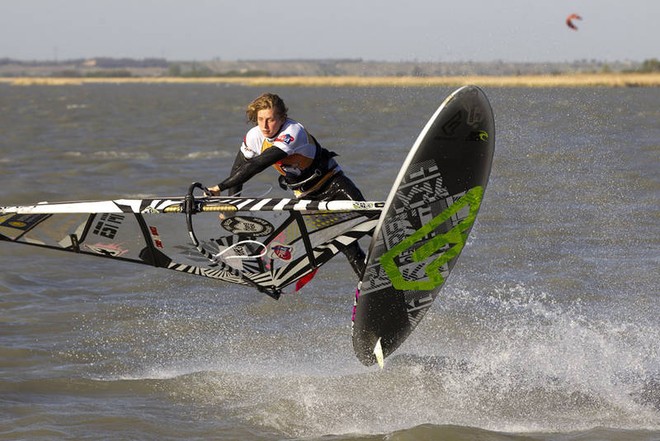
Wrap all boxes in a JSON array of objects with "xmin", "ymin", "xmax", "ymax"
[{"xmin": 2, "ymin": 73, "xmax": 659, "ymax": 87}]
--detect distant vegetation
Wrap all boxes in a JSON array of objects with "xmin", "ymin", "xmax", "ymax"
[
  {"xmin": 637, "ymin": 58, "xmax": 660, "ymax": 72},
  {"xmin": 50, "ymin": 69, "xmax": 134, "ymax": 78},
  {"xmin": 0, "ymin": 57, "xmax": 658, "ymax": 78},
  {"xmin": 167, "ymin": 63, "xmax": 270, "ymax": 78},
  {"xmin": 0, "ymin": 57, "xmax": 167, "ymax": 69}
]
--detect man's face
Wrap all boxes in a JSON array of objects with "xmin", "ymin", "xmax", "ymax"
[{"xmin": 257, "ymin": 108, "xmax": 285, "ymax": 138}]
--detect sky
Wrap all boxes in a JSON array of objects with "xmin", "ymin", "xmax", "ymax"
[{"xmin": 1, "ymin": 0, "xmax": 658, "ymax": 63}]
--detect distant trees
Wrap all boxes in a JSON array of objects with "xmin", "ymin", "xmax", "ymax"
[
  {"xmin": 50, "ymin": 69, "xmax": 133, "ymax": 78},
  {"xmin": 92, "ymin": 58, "xmax": 168, "ymax": 68},
  {"xmin": 638, "ymin": 58, "xmax": 660, "ymax": 72},
  {"xmin": 167, "ymin": 63, "xmax": 270, "ymax": 77}
]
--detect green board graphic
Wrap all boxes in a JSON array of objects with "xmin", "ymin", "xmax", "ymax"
[{"xmin": 380, "ymin": 186, "xmax": 483, "ymax": 291}]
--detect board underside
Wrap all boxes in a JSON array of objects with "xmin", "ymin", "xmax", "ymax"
[{"xmin": 352, "ymin": 85, "xmax": 495, "ymax": 366}]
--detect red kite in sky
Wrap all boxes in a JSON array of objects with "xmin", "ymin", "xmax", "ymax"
[{"xmin": 566, "ymin": 13, "xmax": 582, "ymax": 31}]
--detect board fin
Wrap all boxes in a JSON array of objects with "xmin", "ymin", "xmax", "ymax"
[{"xmin": 373, "ymin": 338, "xmax": 384, "ymax": 369}]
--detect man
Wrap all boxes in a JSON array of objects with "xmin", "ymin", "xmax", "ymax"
[{"xmin": 206, "ymin": 93, "xmax": 367, "ymax": 277}]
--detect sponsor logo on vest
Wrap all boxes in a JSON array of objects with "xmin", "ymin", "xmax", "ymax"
[{"xmin": 275, "ymin": 134, "xmax": 295, "ymax": 145}]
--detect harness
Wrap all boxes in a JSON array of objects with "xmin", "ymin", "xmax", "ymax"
[{"xmin": 277, "ymin": 134, "xmax": 339, "ymax": 195}]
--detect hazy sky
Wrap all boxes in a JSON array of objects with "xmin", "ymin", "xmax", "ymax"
[{"xmin": 1, "ymin": 0, "xmax": 658, "ymax": 62}]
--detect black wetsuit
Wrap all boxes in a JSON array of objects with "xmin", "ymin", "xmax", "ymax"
[{"xmin": 217, "ymin": 138, "xmax": 367, "ymax": 277}]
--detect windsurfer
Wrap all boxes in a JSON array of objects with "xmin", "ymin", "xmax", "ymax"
[{"xmin": 206, "ymin": 93, "xmax": 367, "ymax": 277}]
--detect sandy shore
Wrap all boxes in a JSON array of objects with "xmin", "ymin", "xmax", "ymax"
[{"xmin": 1, "ymin": 73, "xmax": 659, "ymax": 87}]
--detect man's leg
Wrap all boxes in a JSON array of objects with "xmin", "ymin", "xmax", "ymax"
[{"xmin": 309, "ymin": 173, "xmax": 367, "ymax": 277}]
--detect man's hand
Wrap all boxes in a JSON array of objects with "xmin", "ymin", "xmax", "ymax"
[{"xmin": 205, "ymin": 185, "xmax": 222, "ymax": 196}]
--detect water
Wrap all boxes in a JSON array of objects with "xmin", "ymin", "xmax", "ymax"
[{"xmin": 0, "ymin": 83, "xmax": 658, "ymax": 440}]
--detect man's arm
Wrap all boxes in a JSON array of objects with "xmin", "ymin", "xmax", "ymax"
[
  {"xmin": 224, "ymin": 150, "xmax": 246, "ymax": 196},
  {"xmin": 206, "ymin": 147, "xmax": 287, "ymax": 195}
]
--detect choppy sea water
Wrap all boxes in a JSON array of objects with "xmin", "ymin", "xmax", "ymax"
[{"xmin": 0, "ymin": 84, "xmax": 658, "ymax": 440}]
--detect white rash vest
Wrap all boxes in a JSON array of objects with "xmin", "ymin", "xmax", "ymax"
[{"xmin": 240, "ymin": 118, "xmax": 340, "ymax": 178}]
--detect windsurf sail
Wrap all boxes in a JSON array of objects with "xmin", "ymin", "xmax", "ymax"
[{"xmin": 0, "ymin": 184, "xmax": 383, "ymax": 299}]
